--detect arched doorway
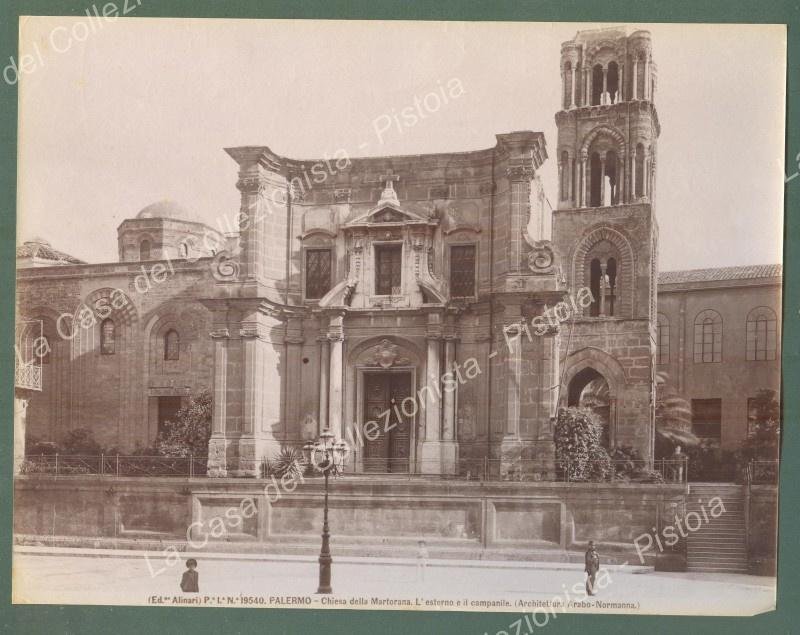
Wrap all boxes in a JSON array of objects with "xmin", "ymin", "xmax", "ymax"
[{"xmin": 567, "ymin": 367, "xmax": 611, "ymax": 447}]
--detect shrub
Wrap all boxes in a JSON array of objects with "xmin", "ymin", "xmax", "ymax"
[
  {"xmin": 61, "ymin": 428, "xmax": 102, "ymax": 455},
  {"xmin": 268, "ymin": 446, "xmax": 306, "ymax": 480},
  {"xmin": 554, "ymin": 407, "xmax": 611, "ymax": 482},
  {"xmin": 156, "ymin": 390, "xmax": 212, "ymax": 457}
]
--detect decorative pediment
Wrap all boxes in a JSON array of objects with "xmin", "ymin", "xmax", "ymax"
[
  {"xmin": 344, "ymin": 177, "xmax": 438, "ymax": 230},
  {"xmin": 345, "ymin": 204, "xmax": 436, "ymax": 229}
]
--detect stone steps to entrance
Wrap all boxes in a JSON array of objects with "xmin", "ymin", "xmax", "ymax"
[{"xmin": 685, "ymin": 483, "xmax": 749, "ymax": 573}]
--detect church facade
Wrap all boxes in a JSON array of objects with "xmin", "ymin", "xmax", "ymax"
[{"xmin": 15, "ymin": 27, "xmax": 781, "ymax": 477}]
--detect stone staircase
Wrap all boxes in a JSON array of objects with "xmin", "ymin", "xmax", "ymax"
[{"xmin": 686, "ymin": 483, "xmax": 748, "ymax": 573}]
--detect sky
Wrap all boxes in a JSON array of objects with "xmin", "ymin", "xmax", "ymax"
[{"xmin": 17, "ymin": 18, "xmax": 786, "ymax": 271}]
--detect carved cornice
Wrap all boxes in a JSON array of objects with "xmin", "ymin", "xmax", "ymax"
[{"xmin": 505, "ymin": 164, "xmax": 536, "ymax": 181}]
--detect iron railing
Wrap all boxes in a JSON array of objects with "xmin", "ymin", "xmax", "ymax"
[
  {"xmin": 18, "ymin": 454, "xmax": 209, "ymax": 477},
  {"xmin": 347, "ymin": 457, "xmax": 687, "ymax": 483},
  {"xmin": 746, "ymin": 459, "xmax": 779, "ymax": 485},
  {"xmin": 18, "ymin": 454, "xmax": 692, "ymax": 483},
  {"xmin": 14, "ymin": 362, "xmax": 42, "ymax": 391}
]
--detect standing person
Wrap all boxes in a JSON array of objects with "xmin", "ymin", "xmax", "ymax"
[
  {"xmin": 180, "ymin": 558, "xmax": 199, "ymax": 593},
  {"xmin": 416, "ymin": 540, "xmax": 429, "ymax": 583},
  {"xmin": 670, "ymin": 445, "xmax": 686, "ymax": 483},
  {"xmin": 584, "ymin": 541, "xmax": 600, "ymax": 596}
]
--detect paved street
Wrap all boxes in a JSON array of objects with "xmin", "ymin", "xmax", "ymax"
[{"xmin": 12, "ymin": 547, "xmax": 775, "ymax": 616}]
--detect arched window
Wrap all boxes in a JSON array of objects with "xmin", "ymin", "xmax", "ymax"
[
  {"xmin": 589, "ymin": 258, "xmax": 602, "ymax": 317},
  {"xmin": 605, "ymin": 149, "xmax": 618, "ymax": 206},
  {"xmin": 37, "ymin": 335, "xmax": 51, "ymax": 364},
  {"xmin": 635, "ymin": 143, "xmax": 645, "ymax": 198},
  {"xmin": 607, "ymin": 61, "xmax": 619, "ymax": 104},
  {"xmin": 657, "ymin": 314, "xmax": 669, "ymax": 364},
  {"xmin": 100, "ymin": 318, "xmax": 116, "ymax": 355},
  {"xmin": 164, "ymin": 329, "xmax": 180, "ymax": 361},
  {"xmin": 591, "ymin": 64, "xmax": 604, "ymax": 105},
  {"xmin": 693, "ymin": 310, "xmax": 722, "ymax": 363},
  {"xmin": 140, "ymin": 239, "xmax": 151, "ymax": 261},
  {"xmin": 605, "ymin": 257, "xmax": 617, "ymax": 316},
  {"xmin": 586, "ymin": 240, "xmax": 621, "ymax": 318},
  {"xmin": 588, "ymin": 150, "xmax": 619, "ymax": 208},
  {"xmin": 559, "ymin": 151, "xmax": 570, "ymax": 201},
  {"xmin": 746, "ymin": 307, "xmax": 777, "ymax": 361}
]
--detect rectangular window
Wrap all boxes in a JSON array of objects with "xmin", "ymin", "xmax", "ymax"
[
  {"xmin": 691, "ymin": 398, "xmax": 722, "ymax": 441},
  {"xmin": 657, "ymin": 320, "xmax": 669, "ymax": 364},
  {"xmin": 375, "ymin": 244, "xmax": 402, "ymax": 295},
  {"xmin": 450, "ymin": 245, "xmax": 476, "ymax": 297},
  {"xmin": 305, "ymin": 249, "xmax": 332, "ymax": 300}
]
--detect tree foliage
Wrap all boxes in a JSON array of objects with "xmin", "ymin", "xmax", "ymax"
[
  {"xmin": 156, "ymin": 390, "xmax": 212, "ymax": 457},
  {"xmin": 738, "ymin": 388, "xmax": 780, "ymax": 461},
  {"xmin": 655, "ymin": 371, "xmax": 698, "ymax": 450}
]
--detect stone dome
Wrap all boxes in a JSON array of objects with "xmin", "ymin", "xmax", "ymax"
[{"xmin": 136, "ymin": 199, "xmax": 199, "ymax": 222}]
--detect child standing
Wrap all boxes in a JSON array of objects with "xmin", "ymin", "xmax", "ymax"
[
  {"xmin": 180, "ymin": 558, "xmax": 199, "ymax": 593},
  {"xmin": 416, "ymin": 540, "xmax": 429, "ymax": 583}
]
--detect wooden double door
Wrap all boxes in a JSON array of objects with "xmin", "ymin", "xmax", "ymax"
[{"xmin": 362, "ymin": 372, "xmax": 412, "ymax": 472}]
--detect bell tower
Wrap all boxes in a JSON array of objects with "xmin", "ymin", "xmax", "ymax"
[
  {"xmin": 555, "ymin": 27, "xmax": 659, "ymax": 211},
  {"xmin": 551, "ymin": 27, "xmax": 660, "ymax": 460}
]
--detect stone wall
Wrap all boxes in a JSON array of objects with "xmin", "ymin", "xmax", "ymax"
[
  {"xmin": 748, "ymin": 485, "xmax": 778, "ymax": 575},
  {"xmin": 17, "ymin": 259, "xmax": 218, "ymax": 451},
  {"xmin": 14, "ymin": 475, "xmax": 686, "ymax": 565}
]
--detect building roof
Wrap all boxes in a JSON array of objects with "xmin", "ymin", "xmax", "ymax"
[
  {"xmin": 658, "ymin": 264, "xmax": 782, "ymax": 285},
  {"xmin": 16, "ymin": 238, "xmax": 85, "ymax": 265},
  {"xmin": 136, "ymin": 199, "xmax": 199, "ymax": 222}
]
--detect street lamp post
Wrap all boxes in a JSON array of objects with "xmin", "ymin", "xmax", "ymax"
[{"xmin": 303, "ymin": 431, "xmax": 348, "ymax": 594}]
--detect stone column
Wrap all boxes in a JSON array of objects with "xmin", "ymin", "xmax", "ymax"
[
  {"xmin": 618, "ymin": 156, "xmax": 626, "ymax": 205},
  {"xmin": 13, "ymin": 395, "xmax": 29, "ymax": 475},
  {"xmin": 599, "ymin": 262, "xmax": 607, "ymax": 316},
  {"xmin": 570, "ymin": 66, "xmax": 576, "ymax": 107},
  {"xmin": 440, "ymin": 336, "xmax": 458, "ymax": 474},
  {"xmin": 599, "ymin": 155, "xmax": 607, "ymax": 206},
  {"xmin": 650, "ymin": 156, "xmax": 657, "ymax": 207},
  {"xmin": 207, "ymin": 326, "xmax": 230, "ymax": 477},
  {"xmin": 586, "ymin": 67, "xmax": 592, "ymax": 105},
  {"xmin": 442, "ymin": 338, "xmax": 456, "ymax": 440},
  {"xmin": 633, "ymin": 59, "xmax": 639, "ymax": 99},
  {"xmin": 328, "ymin": 313, "xmax": 345, "ymax": 439},
  {"xmin": 425, "ymin": 336, "xmax": 442, "ymax": 440},
  {"xmin": 284, "ymin": 318, "xmax": 304, "ymax": 439},
  {"xmin": 500, "ymin": 304, "xmax": 524, "ymax": 476},
  {"xmin": 602, "ymin": 67, "xmax": 608, "ymax": 104},
  {"xmin": 537, "ymin": 326, "xmax": 560, "ymax": 476},
  {"xmin": 420, "ymin": 313, "xmax": 444, "ymax": 474},
  {"xmin": 620, "ymin": 63, "xmax": 625, "ymax": 101},
  {"xmin": 644, "ymin": 57, "xmax": 650, "ymax": 100},
  {"xmin": 580, "ymin": 156, "xmax": 588, "ymax": 208},
  {"xmin": 318, "ymin": 335, "xmax": 330, "ymax": 432}
]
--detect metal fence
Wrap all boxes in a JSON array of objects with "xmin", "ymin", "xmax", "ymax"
[
  {"xmin": 20, "ymin": 454, "xmax": 776, "ymax": 485},
  {"xmin": 746, "ymin": 459, "xmax": 779, "ymax": 485},
  {"xmin": 345, "ymin": 457, "xmax": 688, "ymax": 483},
  {"xmin": 18, "ymin": 454, "xmax": 209, "ymax": 477}
]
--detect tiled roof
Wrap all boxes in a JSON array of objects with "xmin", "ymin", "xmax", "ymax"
[
  {"xmin": 16, "ymin": 239, "xmax": 85, "ymax": 265},
  {"xmin": 658, "ymin": 264, "xmax": 782, "ymax": 285}
]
